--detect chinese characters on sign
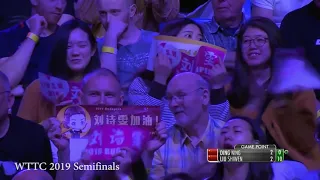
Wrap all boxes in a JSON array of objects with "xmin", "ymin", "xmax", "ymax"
[
  {"xmin": 38, "ymin": 73, "xmax": 82, "ymax": 104},
  {"xmin": 92, "ymin": 114, "xmax": 157, "ymax": 126},
  {"xmin": 56, "ymin": 105, "xmax": 160, "ymax": 161},
  {"xmin": 147, "ymin": 36, "xmax": 227, "ymax": 80}
]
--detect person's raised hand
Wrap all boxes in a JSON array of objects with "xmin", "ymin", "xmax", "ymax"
[
  {"xmin": 208, "ymin": 58, "xmax": 230, "ymax": 89},
  {"xmin": 26, "ymin": 14, "xmax": 47, "ymax": 36},
  {"xmin": 113, "ymin": 148, "xmax": 133, "ymax": 178},
  {"xmin": 74, "ymin": 151, "xmax": 95, "ymax": 180},
  {"xmin": 55, "ymin": 91, "xmax": 82, "ymax": 106},
  {"xmin": 146, "ymin": 121, "xmax": 167, "ymax": 153},
  {"xmin": 46, "ymin": 117, "xmax": 69, "ymax": 151},
  {"xmin": 104, "ymin": 15, "xmax": 128, "ymax": 39},
  {"xmin": 154, "ymin": 52, "xmax": 172, "ymax": 84}
]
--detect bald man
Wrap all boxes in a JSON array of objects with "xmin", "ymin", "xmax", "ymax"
[
  {"xmin": 97, "ymin": 0, "xmax": 158, "ymax": 103},
  {"xmin": 47, "ymin": 68, "xmax": 148, "ymax": 180},
  {"xmin": 0, "ymin": 71, "xmax": 54, "ymax": 180},
  {"xmin": 149, "ymin": 72, "xmax": 224, "ymax": 180},
  {"xmin": 81, "ymin": 68, "xmax": 124, "ymax": 106}
]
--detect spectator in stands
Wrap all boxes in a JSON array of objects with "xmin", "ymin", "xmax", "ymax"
[
  {"xmin": 44, "ymin": 68, "xmax": 166, "ymax": 180},
  {"xmin": 58, "ymin": 0, "xmax": 75, "ymax": 25},
  {"xmin": 17, "ymin": 20, "xmax": 100, "ymax": 124},
  {"xmin": 201, "ymin": 0, "xmax": 246, "ymax": 69},
  {"xmin": 128, "ymin": 19, "xmax": 230, "ymax": 174},
  {"xmin": 179, "ymin": 0, "xmax": 251, "ymax": 20},
  {"xmin": 129, "ymin": 18, "xmax": 229, "ymax": 127},
  {"xmin": 129, "ymin": 18, "xmax": 204, "ymax": 113},
  {"xmin": 0, "ymin": 0, "xmax": 67, "ymax": 115},
  {"xmin": 251, "ymin": 0, "xmax": 311, "ymax": 27},
  {"xmin": 73, "ymin": 0, "xmax": 103, "ymax": 38},
  {"xmin": 149, "ymin": 72, "xmax": 225, "ymax": 180},
  {"xmin": 0, "ymin": 71, "xmax": 54, "ymax": 180},
  {"xmin": 97, "ymin": 0, "xmax": 158, "ymax": 103},
  {"xmin": 227, "ymin": 16, "xmax": 320, "ymax": 169},
  {"xmin": 141, "ymin": 0, "xmax": 180, "ymax": 32},
  {"xmin": 207, "ymin": 116, "xmax": 309, "ymax": 180},
  {"xmin": 280, "ymin": 0, "xmax": 320, "ymax": 100}
]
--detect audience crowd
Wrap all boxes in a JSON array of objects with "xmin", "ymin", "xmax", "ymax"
[{"xmin": 1, "ymin": 0, "xmax": 320, "ymax": 179}]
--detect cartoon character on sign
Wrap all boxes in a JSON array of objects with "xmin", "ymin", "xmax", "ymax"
[
  {"xmin": 110, "ymin": 129, "xmax": 125, "ymax": 145},
  {"xmin": 62, "ymin": 106, "xmax": 91, "ymax": 138}
]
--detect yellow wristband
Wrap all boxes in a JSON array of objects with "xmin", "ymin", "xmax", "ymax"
[
  {"xmin": 27, "ymin": 32, "xmax": 39, "ymax": 43},
  {"xmin": 102, "ymin": 46, "xmax": 117, "ymax": 54}
]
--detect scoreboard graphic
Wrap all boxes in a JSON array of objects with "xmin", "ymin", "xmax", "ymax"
[{"xmin": 207, "ymin": 144, "xmax": 288, "ymax": 163}]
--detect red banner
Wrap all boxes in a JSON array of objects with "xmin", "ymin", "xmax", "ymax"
[{"xmin": 56, "ymin": 105, "xmax": 160, "ymax": 161}]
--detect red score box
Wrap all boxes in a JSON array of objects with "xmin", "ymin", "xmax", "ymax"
[
  {"xmin": 207, "ymin": 148, "xmax": 218, "ymax": 155},
  {"xmin": 207, "ymin": 149, "xmax": 218, "ymax": 162},
  {"xmin": 207, "ymin": 155, "xmax": 218, "ymax": 162}
]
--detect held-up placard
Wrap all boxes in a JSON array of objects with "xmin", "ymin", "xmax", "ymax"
[
  {"xmin": 55, "ymin": 105, "xmax": 160, "ymax": 161},
  {"xmin": 38, "ymin": 72, "xmax": 82, "ymax": 104},
  {"xmin": 147, "ymin": 35, "xmax": 227, "ymax": 79}
]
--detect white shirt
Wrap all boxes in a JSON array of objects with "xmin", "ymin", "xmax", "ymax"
[{"xmin": 251, "ymin": 0, "xmax": 312, "ymax": 26}]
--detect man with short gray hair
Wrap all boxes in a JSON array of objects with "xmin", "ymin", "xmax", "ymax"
[{"xmin": 150, "ymin": 72, "xmax": 224, "ymax": 180}]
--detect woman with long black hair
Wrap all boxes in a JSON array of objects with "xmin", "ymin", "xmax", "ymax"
[
  {"xmin": 207, "ymin": 116, "xmax": 309, "ymax": 180},
  {"xmin": 226, "ymin": 16, "xmax": 320, "ymax": 169}
]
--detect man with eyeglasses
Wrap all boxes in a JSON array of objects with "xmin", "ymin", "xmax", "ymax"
[
  {"xmin": 0, "ymin": 71, "xmax": 54, "ymax": 180},
  {"xmin": 149, "ymin": 72, "xmax": 225, "ymax": 180}
]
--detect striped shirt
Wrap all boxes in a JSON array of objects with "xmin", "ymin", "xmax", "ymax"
[
  {"xmin": 149, "ymin": 116, "xmax": 225, "ymax": 180},
  {"xmin": 128, "ymin": 77, "xmax": 230, "ymax": 129},
  {"xmin": 200, "ymin": 16, "xmax": 247, "ymax": 51}
]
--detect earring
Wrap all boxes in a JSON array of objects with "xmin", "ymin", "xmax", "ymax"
[{"xmin": 8, "ymin": 108, "xmax": 11, "ymax": 114}]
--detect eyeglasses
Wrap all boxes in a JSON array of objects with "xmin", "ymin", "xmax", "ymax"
[
  {"xmin": 165, "ymin": 88, "xmax": 204, "ymax": 103},
  {"xmin": 242, "ymin": 37, "xmax": 268, "ymax": 48}
]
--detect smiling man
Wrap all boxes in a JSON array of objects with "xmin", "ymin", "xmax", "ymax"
[{"xmin": 149, "ymin": 72, "xmax": 225, "ymax": 180}]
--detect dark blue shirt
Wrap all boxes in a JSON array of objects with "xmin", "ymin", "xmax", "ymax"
[
  {"xmin": 0, "ymin": 116, "xmax": 54, "ymax": 180},
  {"xmin": 280, "ymin": 1, "xmax": 320, "ymax": 99},
  {"xmin": 0, "ymin": 22, "xmax": 59, "ymax": 115},
  {"xmin": 0, "ymin": 22, "xmax": 59, "ymax": 88}
]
